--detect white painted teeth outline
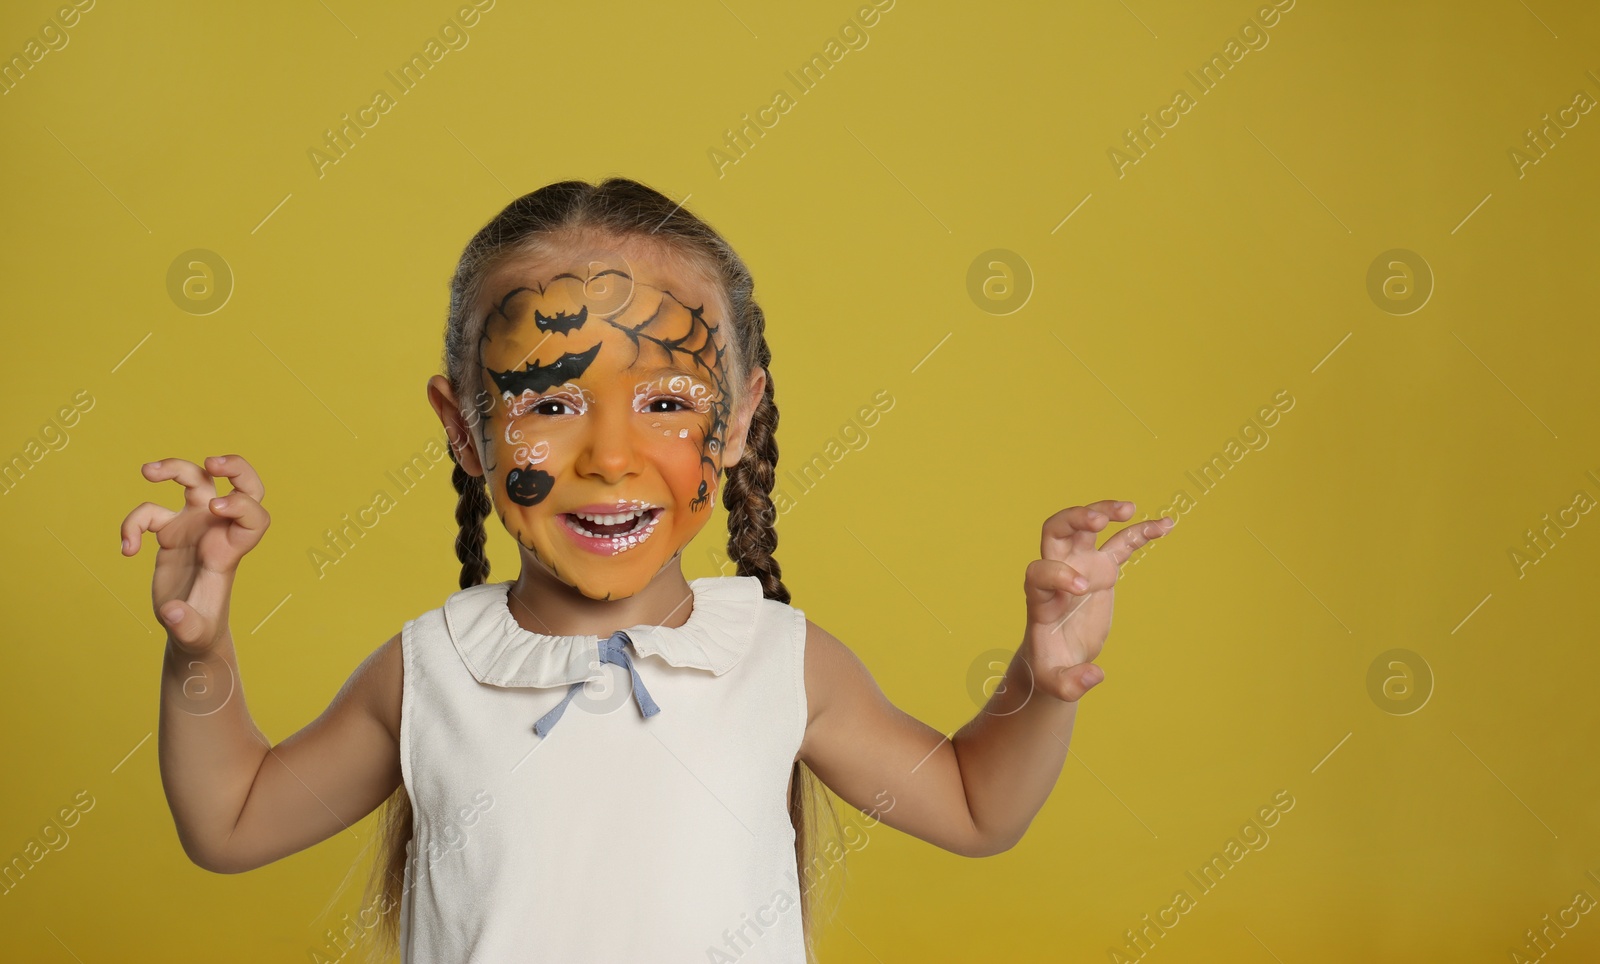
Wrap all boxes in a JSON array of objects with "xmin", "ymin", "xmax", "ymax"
[{"xmin": 563, "ymin": 507, "xmax": 662, "ymax": 552}]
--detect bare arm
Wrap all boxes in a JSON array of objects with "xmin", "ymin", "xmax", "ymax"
[
  {"xmin": 798, "ymin": 501, "xmax": 1173, "ymax": 857},
  {"xmin": 799, "ymin": 620, "xmax": 997, "ymax": 857},
  {"xmin": 127, "ymin": 455, "xmax": 404, "ymax": 874},
  {"xmin": 948, "ymin": 646, "xmax": 1078, "ymax": 853},
  {"xmin": 799, "ymin": 621, "xmax": 1064, "ymax": 858},
  {"xmin": 159, "ymin": 631, "xmax": 402, "ymax": 874}
]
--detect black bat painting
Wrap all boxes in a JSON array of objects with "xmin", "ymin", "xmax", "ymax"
[
  {"xmin": 487, "ymin": 343, "xmax": 603, "ymax": 396},
  {"xmin": 533, "ymin": 305, "xmax": 587, "ymax": 335}
]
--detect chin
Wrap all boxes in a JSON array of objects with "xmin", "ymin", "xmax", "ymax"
[
  {"xmin": 571, "ymin": 572, "xmax": 647, "ymax": 602},
  {"xmin": 546, "ymin": 548, "xmax": 652, "ymax": 595}
]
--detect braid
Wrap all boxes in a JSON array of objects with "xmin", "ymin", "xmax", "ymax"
[
  {"xmin": 722, "ymin": 304, "xmax": 789, "ymax": 605},
  {"xmin": 719, "ymin": 303, "xmax": 839, "ymax": 964},
  {"xmin": 365, "ymin": 178, "xmax": 838, "ymax": 964},
  {"xmin": 450, "ymin": 447, "xmax": 492, "ymax": 590}
]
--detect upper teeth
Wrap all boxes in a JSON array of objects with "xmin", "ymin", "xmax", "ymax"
[{"xmin": 574, "ymin": 509, "xmax": 647, "ymax": 525}]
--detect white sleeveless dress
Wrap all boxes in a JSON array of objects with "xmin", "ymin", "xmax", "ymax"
[{"xmin": 396, "ymin": 574, "xmax": 810, "ymax": 963}]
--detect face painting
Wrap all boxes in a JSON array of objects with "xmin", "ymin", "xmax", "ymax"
[{"xmin": 470, "ymin": 248, "xmax": 736, "ymax": 601}]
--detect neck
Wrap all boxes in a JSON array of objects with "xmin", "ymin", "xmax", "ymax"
[{"xmin": 505, "ymin": 554, "xmax": 696, "ymax": 637}]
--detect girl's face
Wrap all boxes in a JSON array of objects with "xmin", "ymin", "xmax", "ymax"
[{"xmin": 439, "ymin": 243, "xmax": 761, "ymax": 601}]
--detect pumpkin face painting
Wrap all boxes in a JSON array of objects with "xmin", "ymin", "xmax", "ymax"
[{"xmin": 469, "ymin": 248, "xmax": 738, "ymax": 601}]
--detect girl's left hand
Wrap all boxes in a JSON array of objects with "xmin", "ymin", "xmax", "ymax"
[{"xmin": 1022, "ymin": 500, "xmax": 1175, "ymax": 703}]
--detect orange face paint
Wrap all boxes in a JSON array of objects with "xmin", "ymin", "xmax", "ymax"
[{"xmin": 471, "ymin": 247, "xmax": 735, "ymax": 600}]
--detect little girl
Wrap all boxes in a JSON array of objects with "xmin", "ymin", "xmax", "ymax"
[{"xmin": 122, "ymin": 177, "xmax": 1174, "ymax": 963}]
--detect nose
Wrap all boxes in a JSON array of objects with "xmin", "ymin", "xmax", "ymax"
[{"xmin": 572, "ymin": 404, "xmax": 642, "ymax": 484}]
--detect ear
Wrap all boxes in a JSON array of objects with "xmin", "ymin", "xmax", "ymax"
[
  {"xmin": 719, "ymin": 366, "xmax": 768, "ymax": 469},
  {"xmin": 427, "ymin": 374, "xmax": 485, "ymax": 477}
]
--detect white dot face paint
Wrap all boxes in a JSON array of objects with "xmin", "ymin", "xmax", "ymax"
[
  {"xmin": 636, "ymin": 376, "xmax": 712, "ymax": 442},
  {"xmin": 472, "ymin": 248, "xmax": 738, "ymax": 602},
  {"xmin": 559, "ymin": 498, "xmax": 665, "ymax": 557}
]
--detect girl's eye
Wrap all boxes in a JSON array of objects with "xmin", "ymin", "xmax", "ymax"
[
  {"xmin": 531, "ymin": 399, "xmax": 577, "ymax": 417},
  {"xmin": 645, "ymin": 397, "xmax": 693, "ymax": 414}
]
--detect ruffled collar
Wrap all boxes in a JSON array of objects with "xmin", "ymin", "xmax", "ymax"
[{"xmin": 442, "ymin": 576, "xmax": 765, "ymax": 688}]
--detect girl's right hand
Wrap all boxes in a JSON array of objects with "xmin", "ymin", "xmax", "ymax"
[{"xmin": 121, "ymin": 455, "xmax": 271, "ymax": 654}]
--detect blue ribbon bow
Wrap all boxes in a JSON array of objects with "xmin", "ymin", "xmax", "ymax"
[{"xmin": 532, "ymin": 630, "xmax": 661, "ymax": 737}]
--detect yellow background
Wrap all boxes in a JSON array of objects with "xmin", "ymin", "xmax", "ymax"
[{"xmin": 2, "ymin": 0, "xmax": 1597, "ymax": 960}]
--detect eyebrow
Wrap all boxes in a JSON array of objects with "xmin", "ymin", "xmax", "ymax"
[
  {"xmin": 485, "ymin": 351, "xmax": 710, "ymax": 396},
  {"xmin": 629, "ymin": 363, "xmax": 707, "ymax": 381}
]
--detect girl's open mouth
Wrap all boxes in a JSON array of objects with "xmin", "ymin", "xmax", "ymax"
[{"xmin": 560, "ymin": 507, "xmax": 663, "ymax": 554}]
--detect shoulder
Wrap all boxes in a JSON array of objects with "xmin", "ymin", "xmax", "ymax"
[
  {"xmin": 348, "ymin": 631, "xmax": 403, "ymax": 746},
  {"xmin": 798, "ymin": 618, "xmax": 880, "ymax": 746},
  {"xmin": 800, "ymin": 618, "xmax": 874, "ymax": 690},
  {"xmin": 339, "ymin": 589, "xmax": 475, "ymax": 747}
]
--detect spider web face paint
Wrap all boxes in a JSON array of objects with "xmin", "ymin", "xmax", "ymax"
[{"xmin": 472, "ymin": 250, "xmax": 738, "ymax": 601}]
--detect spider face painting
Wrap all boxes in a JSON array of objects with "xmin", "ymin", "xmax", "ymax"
[{"xmin": 463, "ymin": 243, "xmax": 744, "ymax": 601}]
